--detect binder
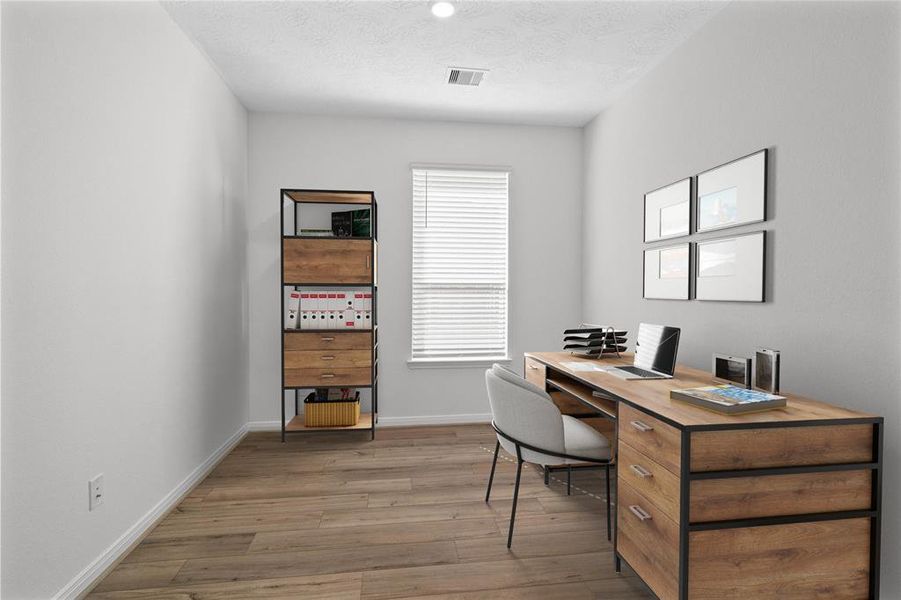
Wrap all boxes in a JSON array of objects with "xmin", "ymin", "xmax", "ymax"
[
  {"xmin": 342, "ymin": 309, "xmax": 356, "ymax": 329},
  {"xmin": 326, "ymin": 310, "xmax": 338, "ymax": 330},
  {"xmin": 286, "ymin": 290, "xmax": 301, "ymax": 330},
  {"xmin": 317, "ymin": 292, "xmax": 329, "ymax": 310},
  {"xmin": 327, "ymin": 293, "xmax": 338, "ymax": 311},
  {"xmin": 364, "ymin": 310, "xmax": 372, "ymax": 329},
  {"xmin": 355, "ymin": 310, "xmax": 364, "ymax": 328},
  {"xmin": 334, "ymin": 292, "xmax": 347, "ymax": 311},
  {"xmin": 318, "ymin": 310, "xmax": 328, "ymax": 329},
  {"xmin": 300, "ymin": 310, "xmax": 312, "ymax": 330},
  {"xmin": 363, "ymin": 293, "xmax": 372, "ymax": 311}
]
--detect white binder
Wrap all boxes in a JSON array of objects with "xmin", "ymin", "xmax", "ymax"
[{"xmin": 286, "ymin": 290, "xmax": 301, "ymax": 330}]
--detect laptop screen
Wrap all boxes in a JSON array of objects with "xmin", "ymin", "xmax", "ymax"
[{"xmin": 634, "ymin": 323, "xmax": 681, "ymax": 376}]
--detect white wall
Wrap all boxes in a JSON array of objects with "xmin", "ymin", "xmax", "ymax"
[
  {"xmin": 582, "ymin": 1, "xmax": 900, "ymax": 594},
  {"xmin": 1, "ymin": 3, "xmax": 248, "ymax": 598},
  {"xmin": 248, "ymin": 114, "xmax": 582, "ymax": 424}
]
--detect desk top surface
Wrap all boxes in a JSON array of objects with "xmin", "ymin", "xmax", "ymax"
[{"xmin": 525, "ymin": 351, "xmax": 878, "ymax": 429}]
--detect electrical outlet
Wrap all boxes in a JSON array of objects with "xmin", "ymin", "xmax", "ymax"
[{"xmin": 89, "ymin": 474, "xmax": 104, "ymax": 511}]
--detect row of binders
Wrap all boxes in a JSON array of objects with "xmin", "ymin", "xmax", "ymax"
[
  {"xmin": 563, "ymin": 325, "xmax": 628, "ymax": 358},
  {"xmin": 286, "ymin": 289, "xmax": 373, "ymax": 330}
]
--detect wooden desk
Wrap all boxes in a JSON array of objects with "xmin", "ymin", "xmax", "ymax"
[{"xmin": 524, "ymin": 351, "xmax": 883, "ymax": 600}]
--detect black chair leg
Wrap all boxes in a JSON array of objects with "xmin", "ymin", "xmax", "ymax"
[
  {"xmin": 485, "ymin": 440, "xmax": 500, "ymax": 503},
  {"xmin": 507, "ymin": 455, "xmax": 524, "ymax": 549},
  {"xmin": 605, "ymin": 463, "xmax": 612, "ymax": 541},
  {"xmin": 544, "ymin": 466, "xmax": 549, "ymax": 486},
  {"xmin": 567, "ymin": 465, "xmax": 572, "ymax": 495}
]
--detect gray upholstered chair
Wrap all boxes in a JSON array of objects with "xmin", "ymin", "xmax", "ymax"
[{"xmin": 484, "ymin": 364, "xmax": 613, "ymax": 548}]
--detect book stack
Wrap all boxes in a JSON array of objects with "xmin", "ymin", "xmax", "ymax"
[
  {"xmin": 285, "ymin": 289, "xmax": 373, "ymax": 330},
  {"xmin": 671, "ymin": 385, "xmax": 786, "ymax": 415},
  {"xmin": 563, "ymin": 326, "xmax": 628, "ymax": 358}
]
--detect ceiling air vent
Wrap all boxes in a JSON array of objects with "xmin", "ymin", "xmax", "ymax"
[{"xmin": 446, "ymin": 67, "xmax": 488, "ymax": 87}]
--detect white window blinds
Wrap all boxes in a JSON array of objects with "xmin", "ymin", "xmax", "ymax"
[{"xmin": 411, "ymin": 167, "xmax": 509, "ymax": 361}]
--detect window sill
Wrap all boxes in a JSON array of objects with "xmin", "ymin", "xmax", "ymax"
[{"xmin": 407, "ymin": 356, "xmax": 512, "ymax": 369}]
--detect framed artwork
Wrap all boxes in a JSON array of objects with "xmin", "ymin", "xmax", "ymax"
[
  {"xmin": 644, "ymin": 178, "xmax": 691, "ymax": 242},
  {"xmin": 643, "ymin": 243, "xmax": 690, "ymax": 300},
  {"xmin": 695, "ymin": 231, "xmax": 765, "ymax": 302},
  {"xmin": 696, "ymin": 149, "xmax": 767, "ymax": 233}
]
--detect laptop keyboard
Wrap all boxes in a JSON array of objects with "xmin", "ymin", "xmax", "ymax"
[{"xmin": 617, "ymin": 366, "xmax": 661, "ymax": 378}]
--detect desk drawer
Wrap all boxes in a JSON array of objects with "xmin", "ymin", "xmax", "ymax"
[
  {"xmin": 690, "ymin": 424, "xmax": 873, "ymax": 472},
  {"xmin": 619, "ymin": 441, "xmax": 680, "ymax": 522},
  {"xmin": 619, "ymin": 404, "xmax": 681, "ymax": 475},
  {"xmin": 284, "ymin": 367, "xmax": 372, "ymax": 387},
  {"xmin": 617, "ymin": 481, "xmax": 679, "ymax": 600},
  {"xmin": 690, "ymin": 469, "xmax": 872, "ymax": 523},
  {"xmin": 524, "ymin": 357, "xmax": 546, "ymax": 389},
  {"xmin": 284, "ymin": 331, "xmax": 372, "ymax": 351},
  {"xmin": 285, "ymin": 350, "xmax": 371, "ymax": 370}
]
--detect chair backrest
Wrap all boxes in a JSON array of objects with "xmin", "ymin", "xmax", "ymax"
[{"xmin": 485, "ymin": 364, "xmax": 565, "ymax": 459}]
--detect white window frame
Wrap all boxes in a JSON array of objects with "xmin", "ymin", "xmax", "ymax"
[{"xmin": 408, "ymin": 164, "xmax": 511, "ymax": 368}]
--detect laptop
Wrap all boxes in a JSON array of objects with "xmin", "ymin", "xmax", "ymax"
[{"xmin": 607, "ymin": 323, "xmax": 681, "ymax": 380}]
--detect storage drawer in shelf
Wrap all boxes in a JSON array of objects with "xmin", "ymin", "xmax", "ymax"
[
  {"xmin": 284, "ymin": 350, "xmax": 371, "ymax": 370},
  {"xmin": 283, "ymin": 238, "xmax": 373, "ymax": 284},
  {"xmin": 284, "ymin": 367, "xmax": 372, "ymax": 388},
  {"xmin": 284, "ymin": 331, "xmax": 373, "ymax": 351},
  {"xmin": 619, "ymin": 404, "xmax": 681, "ymax": 475},
  {"xmin": 618, "ymin": 441, "xmax": 680, "ymax": 522},
  {"xmin": 524, "ymin": 356, "xmax": 546, "ymax": 388},
  {"xmin": 617, "ymin": 481, "xmax": 679, "ymax": 600}
]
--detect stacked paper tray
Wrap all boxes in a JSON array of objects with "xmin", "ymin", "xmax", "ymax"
[{"xmin": 563, "ymin": 326, "xmax": 628, "ymax": 358}]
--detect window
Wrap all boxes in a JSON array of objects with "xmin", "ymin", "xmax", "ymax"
[{"xmin": 411, "ymin": 167, "xmax": 509, "ymax": 363}]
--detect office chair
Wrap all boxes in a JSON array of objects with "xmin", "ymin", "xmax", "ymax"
[{"xmin": 484, "ymin": 364, "xmax": 613, "ymax": 548}]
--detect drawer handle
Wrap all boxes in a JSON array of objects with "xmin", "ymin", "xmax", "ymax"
[
  {"xmin": 630, "ymin": 464, "xmax": 653, "ymax": 478},
  {"xmin": 320, "ymin": 373, "xmax": 335, "ymax": 379},
  {"xmin": 320, "ymin": 356, "xmax": 335, "ymax": 361},
  {"xmin": 630, "ymin": 420, "xmax": 654, "ymax": 433},
  {"xmin": 528, "ymin": 365, "xmax": 540, "ymax": 370},
  {"xmin": 321, "ymin": 336, "xmax": 335, "ymax": 342},
  {"xmin": 629, "ymin": 505, "xmax": 653, "ymax": 521},
  {"xmin": 366, "ymin": 255, "xmax": 371, "ymax": 270}
]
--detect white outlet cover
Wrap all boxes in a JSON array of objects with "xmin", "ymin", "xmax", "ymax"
[{"xmin": 89, "ymin": 474, "xmax": 104, "ymax": 511}]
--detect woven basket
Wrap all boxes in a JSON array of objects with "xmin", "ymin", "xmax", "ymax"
[{"xmin": 304, "ymin": 399, "xmax": 361, "ymax": 427}]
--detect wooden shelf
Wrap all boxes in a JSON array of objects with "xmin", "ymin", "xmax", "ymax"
[
  {"xmin": 284, "ymin": 328, "xmax": 373, "ymax": 334},
  {"xmin": 285, "ymin": 412, "xmax": 373, "ymax": 432},
  {"xmin": 547, "ymin": 378, "xmax": 617, "ymax": 419},
  {"xmin": 283, "ymin": 235, "xmax": 374, "ymax": 241},
  {"xmin": 284, "ymin": 190, "xmax": 373, "ymax": 205}
]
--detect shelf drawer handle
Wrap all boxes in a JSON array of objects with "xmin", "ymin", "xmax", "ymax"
[
  {"xmin": 630, "ymin": 420, "xmax": 654, "ymax": 433},
  {"xmin": 630, "ymin": 464, "xmax": 653, "ymax": 478},
  {"xmin": 320, "ymin": 373, "xmax": 335, "ymax": 379},
  {"xmin": 321, "ymin": 336, "xmax": 335, "ymax": 342},
  {"xmin": 528, "ymin": 365, "xmax": 540, "ymax": 370},
  {"xmin": 629, "ymin": 505, "xmax": 653, "ymax": 521},
  {"xmin": 366, "ymin": 255, "xmax": 371, "ymax": 270},
  {"xmin": 320, "ymin": 356, "xmax": 335, "ymax": 361}
]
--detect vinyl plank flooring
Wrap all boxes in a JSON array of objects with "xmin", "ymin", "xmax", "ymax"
[{"xmin": 88, "ymin": 426, "xmax": 650, "ymax": 600}]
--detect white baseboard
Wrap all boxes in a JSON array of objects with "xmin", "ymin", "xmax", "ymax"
[
  {"xmin": 247, "ymin": 414, "xmax": 491, "ymax": 431},
  {"xmin": 54, "ymin": 424, "xmax": 248, "ymax": 600}
]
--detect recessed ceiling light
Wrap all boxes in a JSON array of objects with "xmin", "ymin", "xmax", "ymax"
[{"xmin": 431, "ymin": 2, "xmax": 455, "ymax": 18}]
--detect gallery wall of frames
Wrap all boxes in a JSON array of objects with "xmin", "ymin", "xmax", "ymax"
[{"xmin": 642, "ymin": 148, "xmax": 767, "ymax": 302}]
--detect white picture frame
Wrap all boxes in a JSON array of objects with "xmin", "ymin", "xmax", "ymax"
[
  {"xmin": 644, "ymin": 178, "xmax": 690, "ymax": 242},
  {"xmin": 695, "ymin": 231, "xmax": 765, "ymax": 302},
  {"xmin": 643, "ymin": 243, "xmax": 690, "ymax": 300},
  {"xmin": 696, "ymin": 149, "xmax": 767, "ymax": 233}
]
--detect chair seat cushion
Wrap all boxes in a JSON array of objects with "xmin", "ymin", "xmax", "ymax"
[{"xmin": 562, "ymin": 415, "xmax": 612, "ymax": 461}]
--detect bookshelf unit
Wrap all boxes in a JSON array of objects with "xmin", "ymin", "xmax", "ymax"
[{"xmin": 280, "ymin": 189, "xmax": 378, "ymax": 441}]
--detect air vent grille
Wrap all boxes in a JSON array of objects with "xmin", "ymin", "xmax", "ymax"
[{"xmin": 446, "ymin": 67, "xmax": 488, "ymax": 87}]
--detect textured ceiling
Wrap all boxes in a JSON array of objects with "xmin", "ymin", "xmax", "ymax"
[{"xmin": 163, "ymin": 1, "xmax": 724, "ymax": 126}]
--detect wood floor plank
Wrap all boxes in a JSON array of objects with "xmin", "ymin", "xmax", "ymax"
[
  {"xmin": 359, "ymin": 552, "xmax": 616, "ymax": 599},
  {"xmin": 89, "ymin": 426, "xmax": 650, "ymax": 600},
  {"xmin": 123, "ymin": 533, "xmax": 255, "ymax": 563},
  {"xmin": 91, "ymin": 560, "xmax": 186, "ymax": 593},
  {"xmin": 174, "ymin": 541, "xmax": 458, "ymax": 585},
  {"xmin": 249, "ymin": 518, "xmax": 499, "ymax": 554},
  {"xmin": 88, "ymin": 573, "xmax": 362, "ymax": 599}
]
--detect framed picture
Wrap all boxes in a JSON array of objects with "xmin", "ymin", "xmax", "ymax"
[
  {"xmin": 643, "ymin": 243, "xmax": 690, "ymax": 300},
  {"xmin": 644, "ymin": 178, "xmax": 690, "ymax": 242},
  {"xmin": 696, "ymin": 149, "xmax": 767, "ymax": 233},
  {"xmin": 695, "ymin": 231, "xmax": 765, "ymax": 302}
]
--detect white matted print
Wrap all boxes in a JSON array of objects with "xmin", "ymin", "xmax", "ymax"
[
  {"xmin": 644, "ymin": 178, "xmax": 690, "ymax": 242},
  {"xmin": 697, "ymin": 149, "xmax": 766, "ymax": 233},
  {"xmin": 695, "ymin": 231, "xmax": 765, "ymax": 302},
  {"xmin": 644, "ymin": 243, "xmax": 690, "ymax": 300}
]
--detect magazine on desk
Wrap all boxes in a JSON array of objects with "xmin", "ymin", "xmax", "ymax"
[{"xmin": 671, "ymin": 384, "xmax": 786, "ymax": 414}]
